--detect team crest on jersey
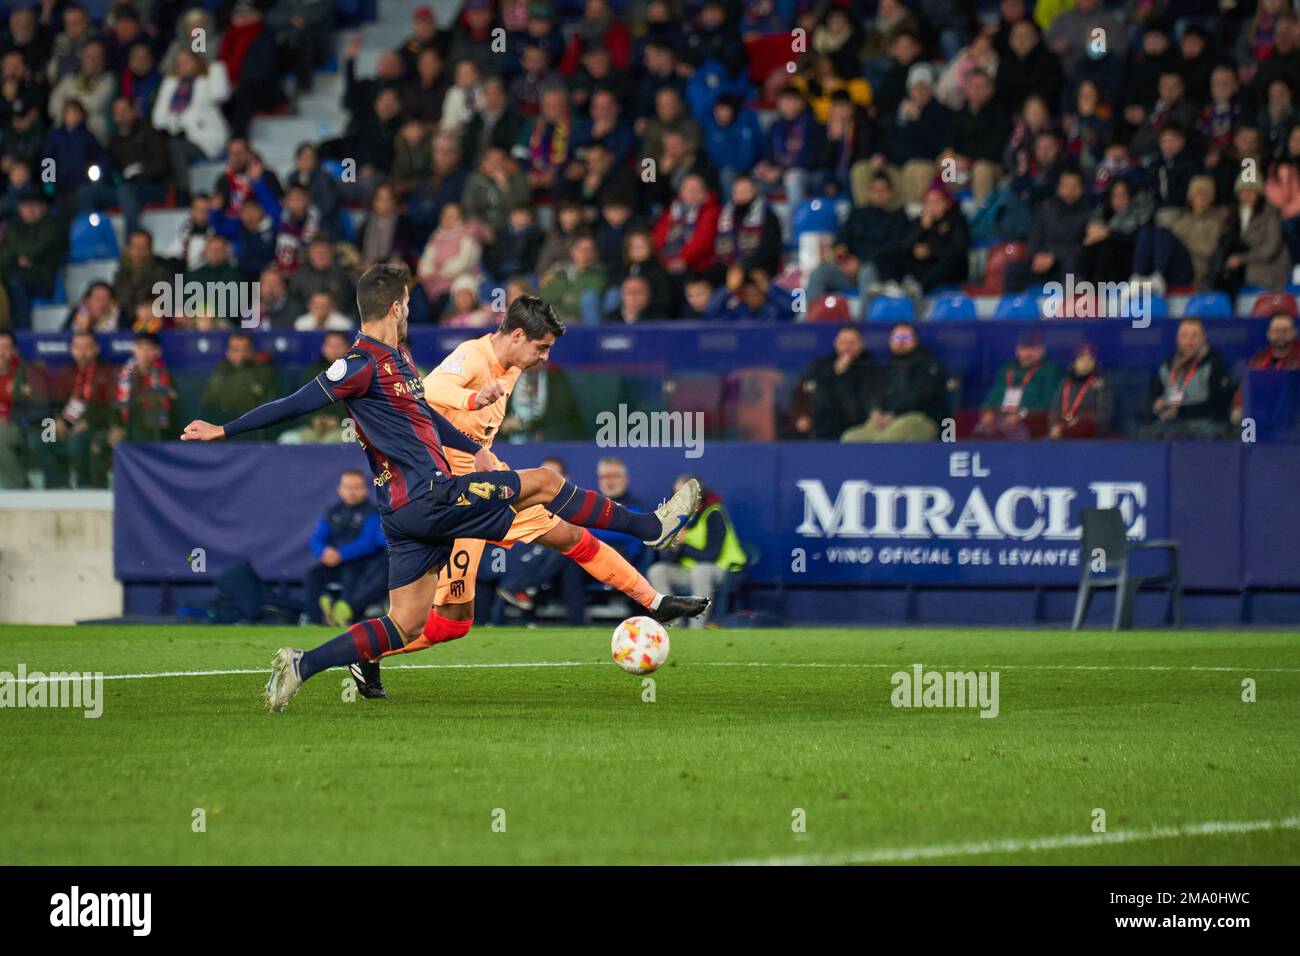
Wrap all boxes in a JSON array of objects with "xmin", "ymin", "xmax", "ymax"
[
  {"xmin": 449, "ymin": 580, "xmax": 465, "ymax": 598},
  {"xmin": 326, "ymin": 359, "xmax": 348, "ymax": 381},
  {"xmin": 439, "ymin": 353, "xmax": 464, "ymax": 375},
  {"xmin": 498, "ymin": 483, "xmax": 514, "ymax": 500}
]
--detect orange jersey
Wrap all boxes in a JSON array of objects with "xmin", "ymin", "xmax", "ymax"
[{"xmin": 422, "ymin": 333, "xmax": 520, "ymax": 475}]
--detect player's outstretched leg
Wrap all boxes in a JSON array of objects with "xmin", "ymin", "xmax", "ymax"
[
  {"xmin": 540, "ymin": 523, "xmax": 710, "ymax": 626},
  {"xmin": 348, "ymin": 605, "xmax": 472, "ymax": 699},
  {"xmin": 264, "ymin": 614, "xmax": 408, "ymax": 713},
  {"xmin": 518, "ymin": 470, "xmax": 701, "ymax": 550}
]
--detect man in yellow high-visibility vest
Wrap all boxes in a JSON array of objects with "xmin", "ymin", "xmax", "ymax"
[{"xmin": 648, "ymin": 475, "xmax": 747, "ymax": 627}]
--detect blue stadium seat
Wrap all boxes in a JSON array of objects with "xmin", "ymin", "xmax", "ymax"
[
  {"xmin": 790, "ymin": 198, "xmax": 838, "ymax": 245},
  {"xmin": 1184, "ymin": 291, "xmax": 1232, "ymax": 319},
  {"xmin": 68, "ymin": 213, "xmax": 119, "ymax": 263},
  {"xmin": 929, "ymin": 292, "xmax": 976, "ymax": 320},
  {"xmin": 30, "ymin": 271, "xmax": 67, "ymax": 308},
  {"xmin": 994, "ymin": 292, "xmax": 1041, "ymax": 320},
  {"xmin": 867, "ymin": 295, "xmax": 916, "ymax": 322}
]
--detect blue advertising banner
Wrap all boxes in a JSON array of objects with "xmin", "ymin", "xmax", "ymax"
[
  {"xmin": 774, "ymin": 443, "xmax": 1169, "ymax": 585},
  {"xmin": 115, "ymin": 441, "xmax": 1295, "ymax": 591}
]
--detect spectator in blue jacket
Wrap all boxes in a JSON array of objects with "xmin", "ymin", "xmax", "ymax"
[
  {"xmin": 41, "ymin": 97, "xmax": 111, "ymax": 216},
  {"xmin": 304, "ymin": 469, "xmax": 389, "ymax": 628},
  {"xmin": 211, "ymin": 194, "xmax": 280, "ymax": 281},
  {"xmin": 702, "ymin": 93, "xmax": 764, "ymax": 197},
  {"xmin": 754, "ymin": 85, "xmax": 827, "ymax": 208}
]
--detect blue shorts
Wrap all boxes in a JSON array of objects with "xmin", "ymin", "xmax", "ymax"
[{"xmin": 382, "ymin": 470, "xmax": 524, "ymax": 590}]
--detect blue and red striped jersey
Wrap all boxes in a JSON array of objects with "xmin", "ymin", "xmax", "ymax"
[{"xmin": 317, "ymin": 334, "xmax": 467, "ymax": 512}]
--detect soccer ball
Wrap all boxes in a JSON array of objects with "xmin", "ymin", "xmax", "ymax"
[{"xmin": 610, "ymin": 616, "xmax": 670, "ymax": 675}]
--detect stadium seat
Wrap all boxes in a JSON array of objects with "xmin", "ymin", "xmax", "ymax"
[
  {"xmin": 30, "ymin": 271, "xmax": 67, "ymax": 308},
  {"xmin": 929, "ymin": 292, "xmax": 976, "ymax": 320},
  {"xmin": 806, "ymin": 294, "xmax": 851, "ymax": 323},
  {"xmin": 994, "ymin": 291, "xmax": 1041, "ymax": 320},
  {"xmin": 968, "ymin": 241, "xmax": 1027, "ymax": 295},
  {"xmin": 664, "ymin": 373, "xmax": 724, "ymax": 436},
  {"xmin": 723, "ymin": 367, "xmax": 785, "ymax": 441},
  {"xmin": 68, "ymin": 213, "xmax": 119, "ymax": 263},
  {"xmin": 790, "ymin": 198, "xmax": 838, "ymax": 247},
  {"xmin": 867, "ymin": 295, "xmax": 916, "ymax": 322},
  {"xmin": 1250, "ymin": 292, "xmax": 1298, "ymax": 317},
  {"xmin": 64, "ymin": 260, "xmax": 119, "ymax": 302},
  {"xmin": 1183, "ymin": 291, "xmax": 1233, "ymax": 319},
  {"xmin": 744, "ymin": 33, "xmax": 796, "ymax": 88}
]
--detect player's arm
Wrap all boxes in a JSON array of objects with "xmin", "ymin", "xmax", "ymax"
[
  {"xmin": 183, "ymin": 352, "xmax": 372, "ymax": 441},
  {"xmin": 423, "ymin": 350, "xmax": 505, "ymax": 411},
  {"xmin": 182, "ymin": 378, "xmax": 334, "ymax": 441}
]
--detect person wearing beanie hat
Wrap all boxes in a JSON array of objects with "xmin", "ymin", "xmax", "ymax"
[
  {"xmin": 1219, "ymin": 175, "xmax": 1288, "ymax": 293},
  {"xmin": 1048, "ymin": 343, "xmax": 1110, "ymax": 439},
  {"xmin": 1133, "ymin": 173, "xmax": 1228, "ymax": 292},
  {"xmin": 884, "ymin": 58, "xmax": 953, "ymax": 206},
  {"xmin": 974, "ymin": 330, "xmax": 1062, "ymax": 440}
]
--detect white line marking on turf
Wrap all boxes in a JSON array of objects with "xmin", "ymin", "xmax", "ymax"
[
  {"xmin": 710, "ymin": 814, "xmax": 1300, "ymax": 866},
  {"xmin": 2, "ymin": 659, "xmax": 1298, "ymax": 683},
  {"xmin": 693, "ymin": 662, "xmax": 1300, "ymax": 673}
]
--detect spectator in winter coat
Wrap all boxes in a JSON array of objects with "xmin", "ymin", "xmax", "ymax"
[
  {"xmin": 653, "ymin": 173, "xmax": 721, "ymax": 278},
  {"xmin": 1141, "ymin": 318, "xmax": 1234, "ymax": 439},
  {"xmin": 974, "ymin": 330, "xmax": 1061, "ymax": 440},
  {"xmin": 713, "ymin": 174, "xmax": 783, "ymax": 283},
  {"xmin": 1048, "ymin": 343, "xmax": 1111, "ymax": 439},
  {"xmin": 303, "ymin": 469, "xmax": 388, "ymax": 628},
  {"xmin": 880, "ymin": 186, "xmax": 970, "ymax": 294},
  {"xmin": 792, "ymin": 325, "xmax": 875, "ymax": 440},
  {"xmin": 1007, "ymin": 168, "xmax": 1091, "ymax": 291},
  {"xmin": 807, "ymin": 173, "xmax": 910, "ymax": 302},
  {"xmin": 842, "ymin": 322, "xmax": 948, "ymax": 443},
  {"xmin": 152, "ymin": 50, "xmax": 231, "ymax": 200},
  {"xmin": 1220, "ymin": 177, "xmax": 1290, "ymax": 293},
  {"xmin": 753, "ymin": 86, "xmax": 827, "ymax": 209}
]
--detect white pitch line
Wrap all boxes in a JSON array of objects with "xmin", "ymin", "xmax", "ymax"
[
  {"xmin": 709, "ymin": 814, "xmax": 1300, "ymax": 866},
  {"xmin": 693, "ymin": 662, "xmax": 1300, "ymax": 674},
  {"xmin": 0, "ymin": 661, "xmax": 594, "ymax": 683},
  {"xmin": 1, "ymin": 658, "xmax": 1298, "ymax": 684}
]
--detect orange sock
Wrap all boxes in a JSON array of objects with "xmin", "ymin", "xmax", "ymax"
[
  {"xmin": 380, "ymin": 610, "xmax": 471, "ymax": 657},
  {"xmin": 563, "ymin": 529, "xmax": 658, "ymax": 608}
]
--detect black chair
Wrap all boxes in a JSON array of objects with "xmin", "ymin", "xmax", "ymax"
[{"xmin": 1072, "ymin": 508, "xmax": 1182, "ymax": 631}]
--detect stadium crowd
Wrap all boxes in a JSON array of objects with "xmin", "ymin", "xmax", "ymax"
[{"xmin": 4, "ymin": 1, "xmax": 1300, "ymax": 487}]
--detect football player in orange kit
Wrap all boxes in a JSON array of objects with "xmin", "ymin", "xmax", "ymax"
[{"xmin": 349, "ymin": 295, "xmax": 708, "ymax": 697}]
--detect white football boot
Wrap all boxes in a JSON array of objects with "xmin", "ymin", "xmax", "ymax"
[
  {"xmin": 264, "ymin": 647, "xmax": 305, "ymax": 713},
  {"xmin": 643, "ymin": 478, "xmax": 702, "ymax": 550}
]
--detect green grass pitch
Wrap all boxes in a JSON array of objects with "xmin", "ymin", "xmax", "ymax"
[{"xmin": 1, "ymin": 624, "xmax": 1297, "ymax": 866}]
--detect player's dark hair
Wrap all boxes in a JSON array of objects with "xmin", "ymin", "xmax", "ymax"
[
  {"xmin": 502, "ymin": 295, "xmax": 566, "ymax": 340},
  {"xmin": 356, "ymin": 263, "xmax": 410, "ymax": 325}
]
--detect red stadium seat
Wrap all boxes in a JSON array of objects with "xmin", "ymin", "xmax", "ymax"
[
  {"xmin": 724, "ymin": 367, "xmax": 785, "ymax": 441},
  {"xmin": 745, "ymin": 34, "xmax": 797, "ymax": 89},
  {"xmin": 807, "ymin": 294, "xmax": 852, "ymax": 322},
  {"xmin": 1250, "ymin": 292, "xmax": 1298, "ymax": 317},
  {"xmin": 967, "ymin": 242, "xmax": 1027, "ymax": 295}
]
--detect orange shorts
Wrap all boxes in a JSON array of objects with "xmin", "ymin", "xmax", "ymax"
[{"xmin": 433, "ymin": 504, "xmax": 562, "ymax": 606}]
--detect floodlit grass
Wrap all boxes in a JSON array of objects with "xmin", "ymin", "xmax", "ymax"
[{"xmin": 1, "ymin": 625, "xmax": 1296, "ymax": 865}]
